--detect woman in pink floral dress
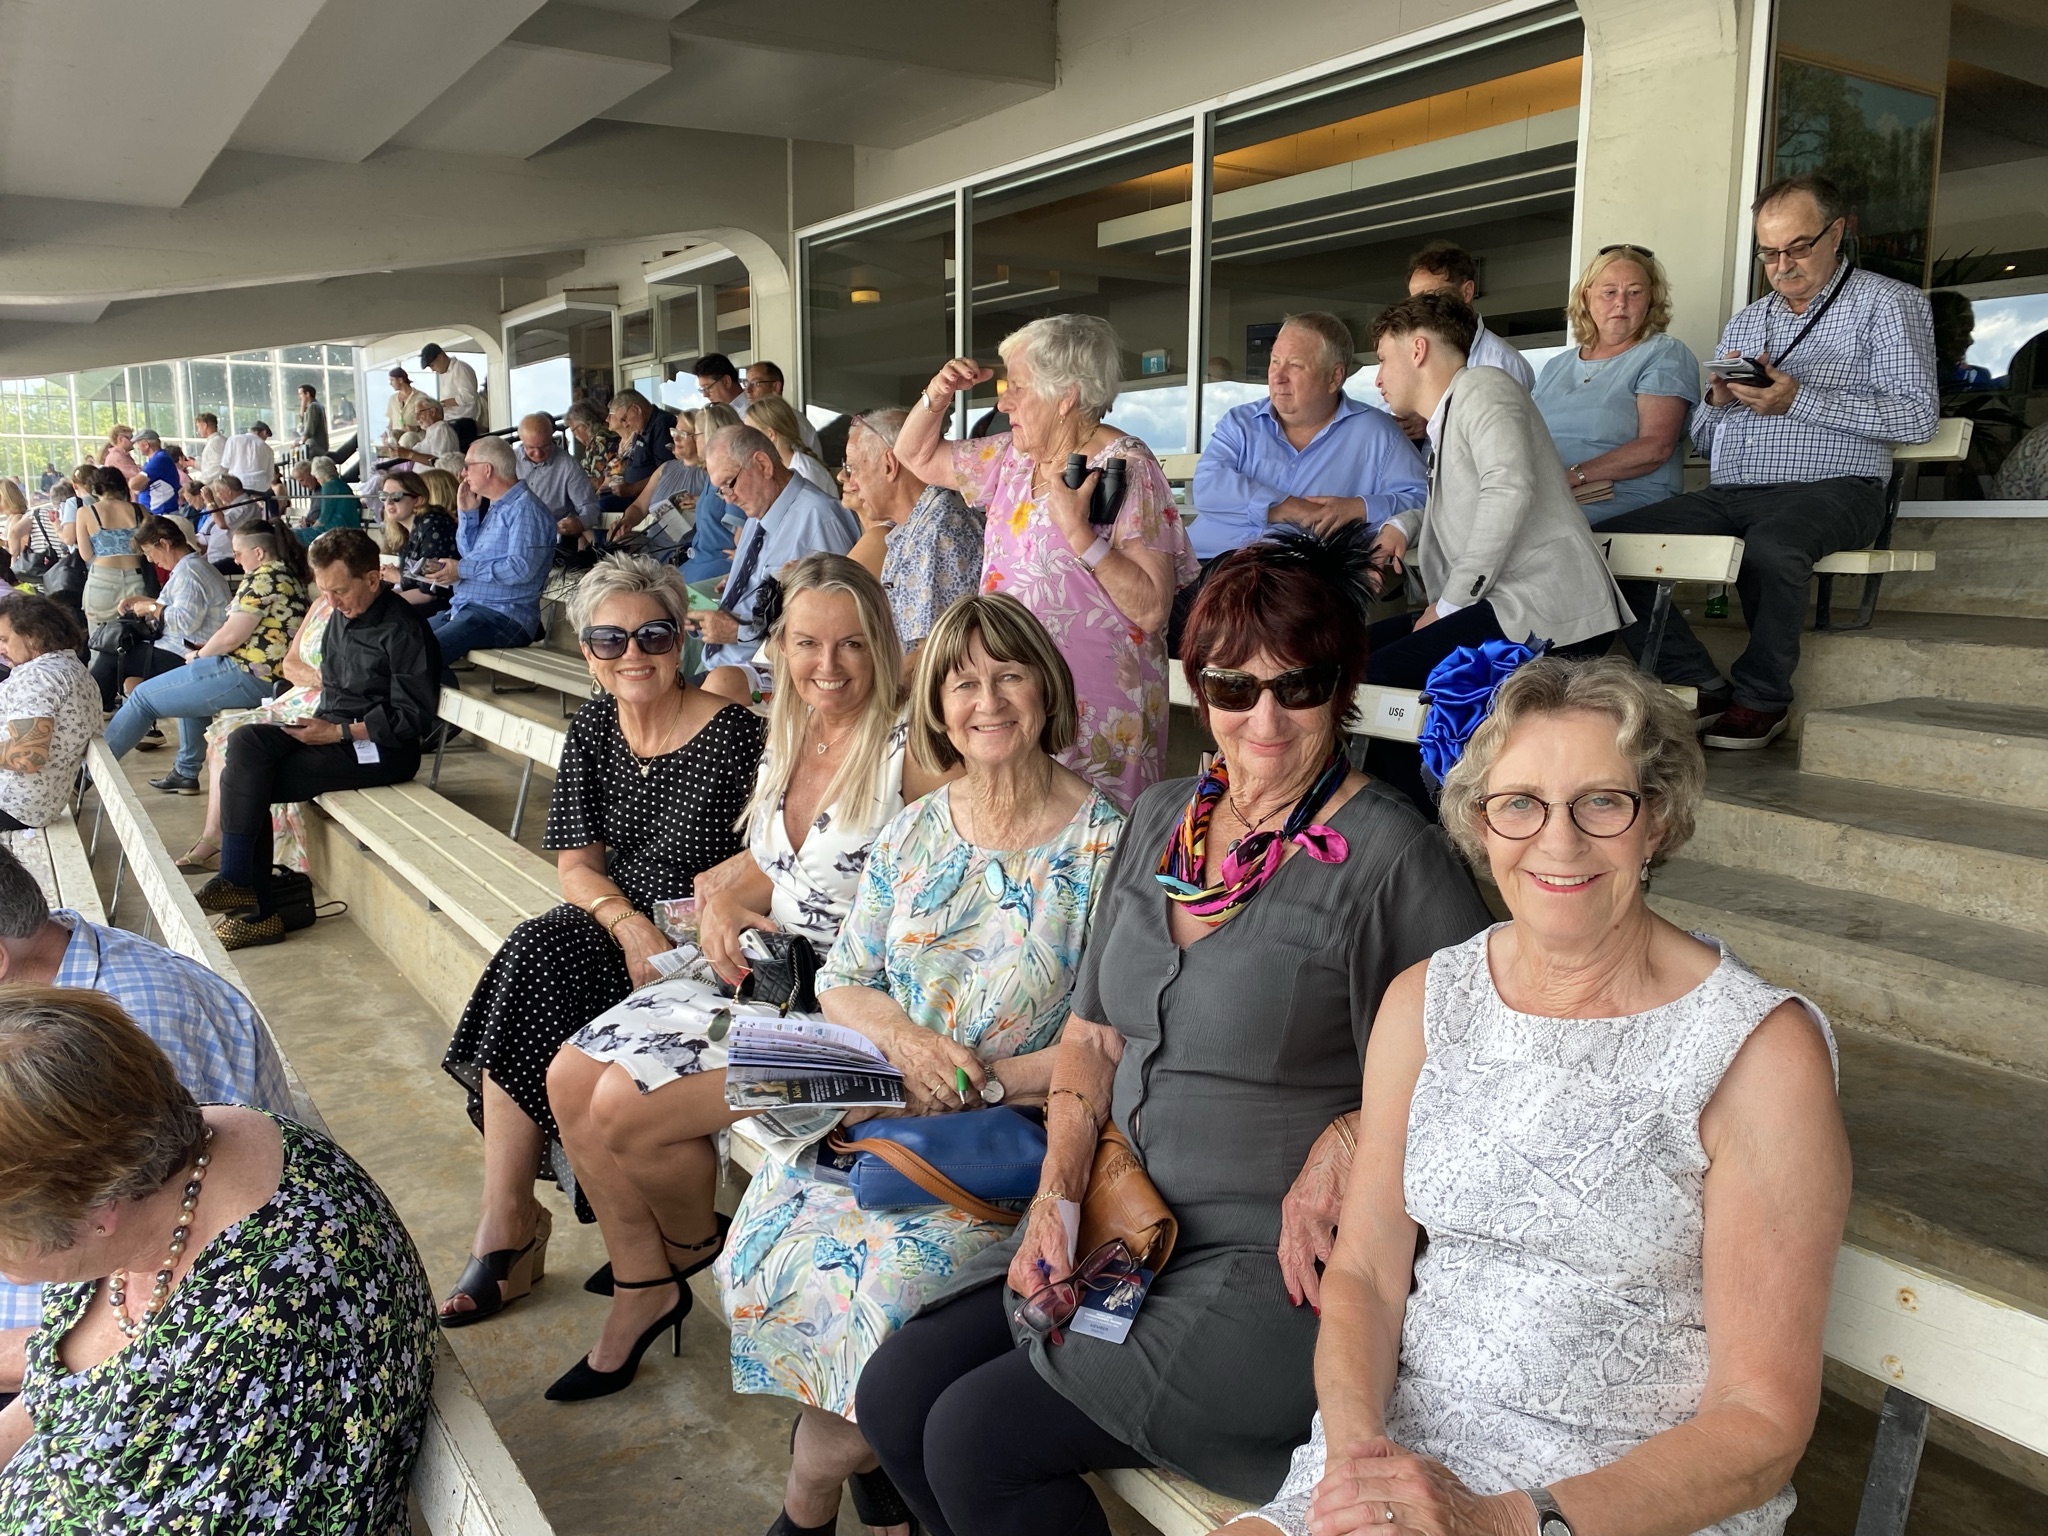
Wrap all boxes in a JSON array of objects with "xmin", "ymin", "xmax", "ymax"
[{"xmin": 896, "ymin": 315, "xmax": 1197, "ymax": 808}]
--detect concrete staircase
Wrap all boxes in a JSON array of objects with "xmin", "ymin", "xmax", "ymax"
[{"xmin": 1649, "ymin": 609, "xmax": 2048, "ymax": 1502}]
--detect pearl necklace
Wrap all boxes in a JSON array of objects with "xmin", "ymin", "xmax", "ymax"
[{"xmin": 106, "ymin": 1126, "xmax": 214, "ymax": 1339}]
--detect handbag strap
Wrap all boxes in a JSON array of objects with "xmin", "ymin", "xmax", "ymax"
[{"xmin": 825, "ymin": 1129, "xmax": 1020, "ymax": 1226}]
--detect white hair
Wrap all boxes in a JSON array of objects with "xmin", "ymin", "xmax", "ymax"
[
  {"xmin": 468, "ymin": 435, "xmax": 516, "ymax": 480},
  {"xmin": 309, "ymin": 456, "xmax": 339, "ymax": 482},
  {"xmin": 998, "ymin": 314, "xmax": 1124, "ymax": 421}
]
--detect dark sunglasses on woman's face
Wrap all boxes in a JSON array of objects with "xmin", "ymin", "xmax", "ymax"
[
  {"xmin": 1197, "ymin": 663, "xmax": 1341, "ymax": 714},
  {"xmin": 380, "ymin": 491, "xmax": 415, "ymax": 503},
  {"xmin": 580, "ymin": 620, "xmax": 681, "ymax": 660}
]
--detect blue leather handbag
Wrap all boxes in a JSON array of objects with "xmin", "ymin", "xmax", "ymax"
[{"xmin": 826, "ymin": 1108, "xmax": 1047, "ymax": 1222}]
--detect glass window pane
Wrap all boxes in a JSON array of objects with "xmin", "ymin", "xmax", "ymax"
[
  {"xmin": 326, "ymin": 344, "xmax": 354, "ymax": 367},
  {"xmin": 806, "ymin": 200, "xmax": 954, "ymax": 417},
  {"xmin": 281, "ymin": 345, "xmax": 322, "ymax": 365},
  {"xmin": 716, "ymin": 280, "xmax": 752, "ymax": 361},
  {"xmin": 183, "ymin": 361, "xmax": 229, "ymax": 426},
  {"xmin": 0, "ymin": 383, "xmax": 20, "ymax": 438},
  {"xmin": 231, "ymin": 364, "xmax": 277, "ymax": 431},
  {"xmin": 23, "ymin": 380, "xmax": 75, "ymax": 444},
  {"xmin": 75, "ymin": 368, "xmax": 126, "ymax": 444},
  {"xmin": 230, "ymin": 350, "xmax": 270, "ymax": 363},
  {"xmin": 971, "ymin": 135, "xmax": 1195, "ymax": 454},
  {"xmin": 568, "ymin": 315, "xmax": 614, "ymax": 411},
  {"xmin": 656, "ymin": 287, "xmax": 698, "ymax": 364},
  {"xmin": 622, "ymin": 309, "xmax": 652, "ymax": 358},
  {"xmin": 135, "ymin": 363, "xmax": 178, "ymax": 437},
  {"xmin": 327, "ymin": 368, "xmax": 358, "ymax": 431}
]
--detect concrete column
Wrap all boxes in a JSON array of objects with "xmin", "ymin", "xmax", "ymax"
[{"xmin": 1574, "ymin": 0, "xmax": 1763, "ymax": 359}]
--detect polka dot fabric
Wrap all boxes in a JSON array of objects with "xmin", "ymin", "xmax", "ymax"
[{"xmin": 442, "ymin": 694, "xmax": 765, "ymax": 1198}]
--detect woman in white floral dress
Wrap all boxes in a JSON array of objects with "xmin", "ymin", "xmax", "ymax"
[{"xmin": 894, "ymin": 315, "xmax": 1197, "ymax": 810}]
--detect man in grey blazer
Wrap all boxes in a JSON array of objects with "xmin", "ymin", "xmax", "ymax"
[{"xmin": 1364, "ymin": 291, "xmax": 1633, "ymax": 811}]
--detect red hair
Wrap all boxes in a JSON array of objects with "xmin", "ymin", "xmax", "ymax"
[{"xmin": 1180, "ymin": 540, "xmax": 1374, "ymax": 733}]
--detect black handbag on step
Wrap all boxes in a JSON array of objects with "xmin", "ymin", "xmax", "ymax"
[{"xmin": 264, "ymin": 865, "xmax": 346, "ymax": 933}]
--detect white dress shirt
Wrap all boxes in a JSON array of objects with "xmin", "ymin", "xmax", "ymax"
[
  {"xmin": 439, "ymin": 358, "xmax": 480, "ymax": 423},
  {"xmin": 1469, "ymin": 319, "xmax": 1535, "ymax": 391},
  {"xmin": 218, "ymin": 431, "xmax": 275, "ymax": 495},
  {"xmin": 192, "ymin": 431, "xmax": 228, "ymax": 485}
]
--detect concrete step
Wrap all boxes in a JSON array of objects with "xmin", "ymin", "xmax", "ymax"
[
  {"xmin": 1650, "ymin": 858, "xmax": 2048, "ymax": 1079},
  {"xmin": 1800, "ymin": 697, "xmax": 2048, "ymax": 811},
  {"xmin": 1694, "ymin": 610, "xmax": 2048, "ymax": 739},
  {"xmin": 1839, "ymin": 1030, "xmax": 2048, "ymax": 1317},
  {"xmin": 1689, "ymin": 747, "xmax": 2048, "ymax": 937}
]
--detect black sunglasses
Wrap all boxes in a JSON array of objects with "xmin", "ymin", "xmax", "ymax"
[
  {"xmin": 1598, "ymin": 242, "xmax": 1655, "ymax": 258},
  {"xmin": 1197, "ymin": 664, "xmax": 1341, "ymax": 713},
  {"xmin": 580, "ymin": 620, "xmax": 681, "ymax": 660}
]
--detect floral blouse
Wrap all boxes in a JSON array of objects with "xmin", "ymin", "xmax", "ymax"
[
  {"xmin": 952, "ymin": 433, "xmax": 1197, "ymax": 809},
  {"xmin": 0, "ymin": 1115, "xmax": 436, "ymax": 1534},
  {"xmin": 226, "ymin": 560, "xmax": 310, "ymax": 682},
  {"xmin": 881, "ymin": 484, "xmax": 984, "ymax": 647},
  {"xmin": 818, "ymin": 784, "xmax": 1125, "ymax": 1061}
]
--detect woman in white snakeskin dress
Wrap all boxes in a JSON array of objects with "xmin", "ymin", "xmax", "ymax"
[{"xmin": 1230, "ymin": 658, "xmax": 1851, "ymax": 1536}]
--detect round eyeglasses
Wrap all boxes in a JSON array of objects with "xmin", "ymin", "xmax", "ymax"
[{"xmin": 1478, "ymin": 789, "xmax": 1643, "ymax": 840}]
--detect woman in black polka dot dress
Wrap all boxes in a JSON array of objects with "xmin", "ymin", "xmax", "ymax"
[{"xmin": 438, "ymin": 556, "xmax": 765, "ymax": 1326}]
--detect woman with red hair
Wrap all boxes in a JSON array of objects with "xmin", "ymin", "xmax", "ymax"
[{"xmin": 856, "ymin": 525, "xmax": 1492, "ymax": 1536}]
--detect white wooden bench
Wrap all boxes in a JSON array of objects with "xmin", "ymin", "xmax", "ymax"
[
  {"xmin": 429, "ymin": 686, "xmax": 567, "ymax": 840},
  {"xmin": 1812, "ymin": 418, "xmax": 1971, "ymax": 631},
  {"xmin": 467, "ymin": 646, "xmax": 597, "ymax": 711},
  {"xmin": 3, "ymin": 820, "xmax": 106, "ymax": 924}
]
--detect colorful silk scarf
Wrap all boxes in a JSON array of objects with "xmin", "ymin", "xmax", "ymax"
[{"xmin": 1155, "ymin": 751, "xmax": 1351, "ymax": 924}]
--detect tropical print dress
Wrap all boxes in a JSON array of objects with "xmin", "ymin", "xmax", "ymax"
[
  {"xmin": 0, "ymin": 1115, "xmax": 437, "ymax": 1534},
  {"xmin": 716, "ymin": 784, "xmax": 1125, "ymax": 1416},
  {"xmin": 952, "ymin": 434, "xmax": 1197, "ymax": 810}
]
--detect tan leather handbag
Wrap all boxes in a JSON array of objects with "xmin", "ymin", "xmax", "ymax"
[{"xmin": 1076, "ymin": 1125, "xmax": 1178, "ymax": 1273}]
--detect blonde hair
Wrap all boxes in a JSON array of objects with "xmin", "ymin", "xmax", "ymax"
[
  {"xmin": 693, "ymin": 402, "xmax": 743, "ymax": 441},
  {"xmin": 741, "ymin": 554, "xmax": 905, "ymax": 839},
  {"xmin": 743, "ymin": 394, "xmax": 810, "ymax": 461},
  {"xmin": 908, "ymin": 593, "xmax": 1076, "ymax": 774},
  {"xmin": 998, "ymin": 313, "xmax": 1123, "ymax": 422},
  {"xmin": 0, "ymin": 985, "xmax": 206, "ymax": 1255},
  {"xmin": 1566, "ymin": 246, "xmax": 1673, "ymax": 349},
  {"xmin": 419, "ymin": 468, "xmax": 459, "ymax": 517},
  {"xmin": 1438, "ymin": 656, "xmax": 1704, "ymax": 868},
  {"xmin": 0, "ymin": 479, "xmax": 26, "ymax": 522}
]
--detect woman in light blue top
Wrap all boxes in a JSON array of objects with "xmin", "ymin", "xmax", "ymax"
[{"xmin": 1534, "ymin": 245, "xmax": 1701, "ymax": 523}]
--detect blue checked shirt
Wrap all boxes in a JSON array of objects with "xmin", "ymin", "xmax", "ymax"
[
  {"xmin": 1693, "ymin": 261, "xmax": 1937, "ymax": 485},
  {"xmin": 0, "ymin": 913, "xmax": 292, "ymax": 1330}
]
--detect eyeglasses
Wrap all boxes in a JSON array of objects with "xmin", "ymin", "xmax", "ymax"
[
  {"xmin": 1197, "ymin": 664, "xmax": 1341, "ymax": 714},
  {"xmin": 1598, "ymin": 243, "xmax": 1655, "ymax": 258},
  {"xmin": 580, "ymin": 620, "xmax": 681, "ymax": 660},
  {"xmin": 713, "ymin": 469, "xmax": 743, "ymax": 496},
  {"xmin": 1012, "ymin": 1239, "xmax": 1140, "ymax": 1345},
  {"xmin": 1755, "ymin": 219, "xmax": 1841, "ymax": 266},
  {"xmin": 380, "ymin": 491, "xmax": 415, "ymax": 504},
  {"xmin": 1478, "ymin": 789, "xmax": 1643, "ymax": 840}
]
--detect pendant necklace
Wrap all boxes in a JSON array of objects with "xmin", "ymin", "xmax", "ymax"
[
  {"xmin": 1223, "ymin": 788, "xmax": 1287, "ymax": 854},
  {"xmin": 809, "ymin": 716, "xmax": 855, "ymax": 757}
]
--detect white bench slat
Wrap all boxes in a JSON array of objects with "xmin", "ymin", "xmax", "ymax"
[
  {"xmin": 1101, "ymin": 1467, "xmax": 1254, "ymax": 1530},
  {"xmin": 1812, "ymin": 549, "xmax": 1937, "ymax": 576},
  {"xmin": 1601, "ymin": 533, "xmax": 1744, "ymax": 584},
  {"xmin": 1890, "ymin": 417, "xmax": 1973, "ymax": 464},
  {"xmin": 439, "ymin": 688, "xmax": 567, "ymax": 769},
  {"xmin": 468, "ymin": 646, "xmax": 596, "ymax": 698},
  {"xmin": 317, "ymin": 786, "xmax": 557, "ymax": 953},
  {"xmin": 3, "ymin": 822, "xmax": 106, "ymax": 924}
]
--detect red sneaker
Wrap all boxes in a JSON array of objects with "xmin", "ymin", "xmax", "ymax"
[{"xmin": 1703, "ymin": 704, "xmax": 1787, "ymax": 750}]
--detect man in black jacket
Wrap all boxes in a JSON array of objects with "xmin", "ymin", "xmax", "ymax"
[{"xmin": 199, "ymin": 528, "xmax": 442, "ymax": 949}]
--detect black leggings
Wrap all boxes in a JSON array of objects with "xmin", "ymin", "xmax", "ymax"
[{"xmin": 855, "ymin": 1285, "xmax": 1149, "ymax": 1536}]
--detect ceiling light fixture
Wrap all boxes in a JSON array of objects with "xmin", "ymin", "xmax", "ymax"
[{"xmin": 850, "ymin": 288, "xmax": 882, "ymax": 304}]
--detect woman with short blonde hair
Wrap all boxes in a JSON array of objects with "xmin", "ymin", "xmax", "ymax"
[
  {"xmin": 745, "ymin": 392, "xmax": 839, "ymax": 498},
  {"xmin": 0, "ymin": 986, "xmax": 435, "ymax": 1527},
  {"xmin": 1534, "ymin": 243, "xmax": 1701, "ymax": 521}
]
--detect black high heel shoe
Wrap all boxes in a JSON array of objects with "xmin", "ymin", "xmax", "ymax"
[
  {"xmin": 543, "ymin": 1273, "xmax": 689, "ymax": 1402},
  {"xmin": 584, "ymin": 1212, "xmax": 730, "ymax": 1296}
]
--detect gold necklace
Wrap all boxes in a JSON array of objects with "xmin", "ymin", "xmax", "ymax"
[
  {"xmin": 808, "ymin": 713, "xmax": 856, "ymax": 757},
  {"xmin": 628, "ymin": 692, "xmax": 690, "ymax": 777},
  {"xmin": 106, "ymin": 1126, "xmax": 214, "ymax": 1339}
]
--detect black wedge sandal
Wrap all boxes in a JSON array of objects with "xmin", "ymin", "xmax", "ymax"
[{"xmin": 437, "ymin": 1208, "xmax": 552, "ymax": 1329}]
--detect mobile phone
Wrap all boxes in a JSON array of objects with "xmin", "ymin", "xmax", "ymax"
[{"xmin": 1705, "ymin": 356, "xmax": 1772, "ymax": 387}]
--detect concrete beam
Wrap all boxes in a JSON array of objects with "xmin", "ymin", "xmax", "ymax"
[
  {"xmin": 0, "ymin": 0, "xmax": 327, "ymax": 206},
  {"xmin": 674, "ymin": 0, "xmax": 1054, "ymax": 87},
  {"xmin": 0, "ymin": 122, "xmax": 799, "ymax": 305},
  {"xmin": 229, "ymin": 0, "xmax": 549, "ymax": 163}
]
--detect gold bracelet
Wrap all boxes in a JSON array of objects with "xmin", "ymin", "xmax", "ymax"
[
  {"xmin": 588, "ymin": 893, "xmax": 629, "ymax": 921},
  {"xmin": 603, "ymin": 906, "xmax": 640, "ymax": 940},
  {"xmin": 1333, "ymin": 1113, "xmax": 1358, "ymax": 1154},
  {"xmin": 1028, "ymin": 1188, "xmax": 1070, "ymax": 1212},
  {"xmin": 1049, "ymin": 1087, "xmax": 1096, "ymax": 1124}
]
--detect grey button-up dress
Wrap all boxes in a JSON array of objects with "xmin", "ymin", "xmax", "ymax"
[{"xmin": 929, "ymin": 774, "xmax": 1492, "ymax": 1500}]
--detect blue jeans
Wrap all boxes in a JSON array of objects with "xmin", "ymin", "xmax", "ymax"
[
  {"xmin": 104, "ymin": 655, "xmax": 272, "ymax": 778},
  {"xmin": 430, "ymin": 603, "xmax": 536, "ymax": 684}
]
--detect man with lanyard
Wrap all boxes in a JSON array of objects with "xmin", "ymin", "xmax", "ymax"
[
  {"xmin": 1180, "ymin": 310, "xmax": 1427, "ymax": 652},
  {"xmin": 1602, "ymin": 173, "xmax": 1935, "ymax": 749}
]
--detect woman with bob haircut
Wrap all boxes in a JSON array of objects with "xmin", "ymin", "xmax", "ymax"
[
  {"xmin": 857, "ymin": 528, "xmax": 1490, "ymax": 1536},
  {"xmin": 1230, "ymin": 655, "xmax": 1849, "ymax": 1536},
  {"xmin": 0, "ymin": 985, "xmax": 435, "ymax": 1527},
  {"xmin": 1533, "ymin": 244, "xmax": 1700, "ymax": 521},
  {"xmin": 891, "ymin": 314, "xmax": 1199, "ymax": 810}
]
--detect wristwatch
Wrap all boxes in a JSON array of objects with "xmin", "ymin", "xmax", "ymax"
[
  {"xmin": 1525, "ymin": 1487, "xmax": 1573, "ymax": 1536},
  {"xmin": 978, "ymin": 1074, "xmax": 1005, "ymax": 1104}
]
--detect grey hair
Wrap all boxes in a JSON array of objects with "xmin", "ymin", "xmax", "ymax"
[
  {"xmin": 308, "ymin": 456, "xmax": 339, "ymax": 483},
  {"xmin": 433, "ymin": 453, "xmax": 467, "ymax": 476},
  {"xmin": 707, "ymin": 423, "xmax": 778, "ymax": 474},
  {"xmin": 1754, "ymin": 172, "xmax": 1845, "ymax": 228},
  {"xmin": 0, "ymin": 849, "xmax": 51, "ymax": 942},
  {"xmin": 851, "ymin": 408, "xmax": 911, "ymax": 451},
  {"xmin": 611, "ymin": 388, "xmax": 652, "ymax": 417},
  {"xmin": 467, "ymin": 435, "xmax": 516, "ymax": 480},
  {"xmin": 564, "ymin": 401, "xmax": 605, "ymax": 430},
  {"xmin": 519, "ymin": 412, "xmax": 557, "ymax": 437},
  {"xmin": 1438, "ymin": 656, "xmax": 1706, "ymax": 869},
  {"xmin": 566, "ymin": 551, "xmax": 693, "ymax": 636},
  {"xmin": 1281, "ymin": 311, "xmax": 1356, "ymax": 378},
  {"xmin": 998, "ymin": 314, "xmax": 1123, "ymax": 420}
]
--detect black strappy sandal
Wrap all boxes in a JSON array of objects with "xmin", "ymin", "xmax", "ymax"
[
  {"xmin": 584, "ymin": 1211, "xmax": 730, "ymax": 1295},
  {"xmin": 438, "ymin": 1207, "xmax": 552, "ymax": 1328}
]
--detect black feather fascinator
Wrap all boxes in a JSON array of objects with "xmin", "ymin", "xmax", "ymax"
[{"xmin": 1248, "ymin": 521, "xmax": 1391, "ymax": 621}]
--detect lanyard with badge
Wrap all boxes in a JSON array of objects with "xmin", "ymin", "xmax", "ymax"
[{"xmin": 1765, "ymin": 261, "xmax": 1855, "ymax": 370}]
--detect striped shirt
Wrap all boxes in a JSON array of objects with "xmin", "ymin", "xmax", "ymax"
[{"xmin": 1692, "ymin": 261, "xmax": 1937, "ymax": 485}]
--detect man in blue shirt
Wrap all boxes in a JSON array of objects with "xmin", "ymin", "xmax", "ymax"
[
  {"xmin": 427, "ymin": 435, "xmax": 556, "ymax": 681},
  {"xmin": 1604, "ymin": 174, "xmax": 1936, "ymax": 749},
  {"xmin": 1177, "ymin": 311, "xmax": 1427, "ymax": 650},
  {"xmin": 133, "ymin": 428, "xmax": 182, "ymax": 517},
  {"xmin": 692, "ymin": 423, "xmax": 860, "ymax": 690},
  {"xmin": 514, "ymin": 411, "xmax": 599, "ymax": 536}
]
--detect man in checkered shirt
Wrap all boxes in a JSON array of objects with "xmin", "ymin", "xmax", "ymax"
[
  {"xmin": 0, "ymin": 845, "xmax": 290, "ymax": 1390},
  {"xmin": 1604, "ymin": 173, "xmax": 1937, "ymax": 749}
]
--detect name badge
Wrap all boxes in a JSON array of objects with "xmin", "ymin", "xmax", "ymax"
[
  {"xmin": 354, "ymin": 738, "xmax": 381, "ymax": 765},
  {"xmin": 1066, "ymin": 1267, "xmax": 1155, "ymax": 1345}
]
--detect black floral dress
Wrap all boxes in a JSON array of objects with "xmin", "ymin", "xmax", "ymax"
[
  {"xmin": 0, "ymin": 1115, "xmax": 436, "ymax": 1534},
  {"xmin": 442, "ymin": 695, "xmax": 765, "ymax": 1205}
]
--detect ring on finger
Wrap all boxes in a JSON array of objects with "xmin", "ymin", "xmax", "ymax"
[{"xmin": 1383, "ymin": 1507, "xmax": 1396, "ymax": 1526}]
